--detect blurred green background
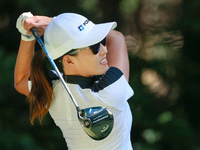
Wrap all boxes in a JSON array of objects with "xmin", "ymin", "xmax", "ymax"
[{"xmin": 0, "ymin": 0, "xmax": 200, "ymax": 149}]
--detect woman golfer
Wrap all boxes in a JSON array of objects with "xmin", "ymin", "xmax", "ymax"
[{"xmin": 14, "ymin": 12, "xmax": 134, "ymax": 150}]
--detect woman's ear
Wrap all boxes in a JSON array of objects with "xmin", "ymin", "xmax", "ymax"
[{"xmin": 62, "ymin": 55, "xmax": 74, "ymax": 65}]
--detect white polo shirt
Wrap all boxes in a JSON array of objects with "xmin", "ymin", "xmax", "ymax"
[{"xmin": 29, "ymin": 67, "xmax": 134, "ymax": 150}]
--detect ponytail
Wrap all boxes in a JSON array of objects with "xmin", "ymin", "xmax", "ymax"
[{"xmin": 28, "ymin": 50, "xmax": 53, "ymax": 125}]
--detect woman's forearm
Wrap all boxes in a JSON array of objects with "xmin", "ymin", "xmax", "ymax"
[
  {"xmin": 106, "ymin": 30, "xmax": 130, "ymax": 81},
  {"xmin": 14, "ymin": 39, "xmax": 36, "ymax": 95}
]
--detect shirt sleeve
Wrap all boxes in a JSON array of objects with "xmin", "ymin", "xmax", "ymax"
[
  {"xmin": 28, "ymin": 80, "xmax": 32, "ymax": 91},
  {"xmin": 94, "ymin": 67, "xmax": 134, "ymax": 110}
]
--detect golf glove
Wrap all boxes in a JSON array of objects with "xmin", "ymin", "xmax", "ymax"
[{"xmin": 16, "ymin": 12, "xmax": 35, "ymax": 41}]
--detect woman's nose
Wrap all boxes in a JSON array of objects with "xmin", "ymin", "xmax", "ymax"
[{"xmin": 99, "ymin": 44, "xmax": 107, "ymax": 55}]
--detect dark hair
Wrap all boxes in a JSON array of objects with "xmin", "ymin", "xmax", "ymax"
[
  {"xmin": 28, "ymin": 49, "xmax": 78, "ymax": 125},
  {"xmin": 28, "ymin": 51, "xmax": 52, "ymax": 124}
]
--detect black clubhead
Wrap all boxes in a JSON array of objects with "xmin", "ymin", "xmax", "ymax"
[{"xmin": 77, "ymin": 107, "xmax": 114, "ymax": 140}]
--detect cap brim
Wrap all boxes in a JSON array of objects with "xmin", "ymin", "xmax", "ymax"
[{"xmin": 73, "ymin": 22, "xmax": 117, "ymax": 49}]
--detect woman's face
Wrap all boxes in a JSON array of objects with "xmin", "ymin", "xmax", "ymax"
[{"xmin": 66, "ymin": 44, "xmax": 109, "ymax": 77}]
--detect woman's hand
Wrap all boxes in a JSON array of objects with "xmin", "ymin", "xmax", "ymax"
[
  {"xmin": 16, "ymin": 12, "xmax": 52, "ymax": 41},
  {"xmin": 24, "ymin": 15, "xmax": 52, "ymax": 36},
  {"xmin": 16, "ymin": 12, "xmax": 35, "ymax": 41}
]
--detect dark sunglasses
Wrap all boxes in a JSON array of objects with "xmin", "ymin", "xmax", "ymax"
[
  {"xmin": 89, "ymin": 37, "xmax": 107, "ymax": 55},
  {"xmin": 66, "ymin": 37, "xmax": 107, "ymax": 56}
]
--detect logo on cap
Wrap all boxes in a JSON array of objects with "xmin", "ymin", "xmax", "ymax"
[
  {"xmin": 78, "ymin": 19, "xmax": 90, "ymax": 31},
  {"xmin": 78, "ymin": 25, "xmax": 85, "ymax": 31}
]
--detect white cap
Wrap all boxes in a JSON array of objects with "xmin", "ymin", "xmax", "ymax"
[{"xmin": 44, "ymin": 13, "xmax": 117, "ymax": 60}]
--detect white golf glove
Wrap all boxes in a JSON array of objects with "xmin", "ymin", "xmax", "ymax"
[{"xmin": 16, "ymin": 12, "xmax": 35, "ymax": 41}]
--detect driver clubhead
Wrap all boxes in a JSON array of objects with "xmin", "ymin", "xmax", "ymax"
[{"xmin": 77, "ymin": 107, "xmax": 114, "ymax": 140}]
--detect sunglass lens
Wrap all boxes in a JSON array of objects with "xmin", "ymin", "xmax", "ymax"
[
  {"xmin": 101, "ymin": 37, "xmax": 107, "ymax": 46},
  {"xmin": 89, "ymin": 43, "xmax": 100, "ymax": 55},
  {"xmin": 89, "ymin": 37, "xmax": 107, "ymax": 55}
]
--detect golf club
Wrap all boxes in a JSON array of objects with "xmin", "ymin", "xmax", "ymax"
[{"xmin": 30, "ymin": 27, "xmax": 114, "ymax": 140}]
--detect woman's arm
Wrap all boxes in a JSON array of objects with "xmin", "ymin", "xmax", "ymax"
[
  {"xmin": 106, "ymin": 30, "xmax": 130, "ymax": 81},
  {"xmin": 14, "ymin": 13, "xmax": 52, "ymax": 96},
  {"xmin": 14, "ymin": 40, "xmax": 35, "ymax": 96}
]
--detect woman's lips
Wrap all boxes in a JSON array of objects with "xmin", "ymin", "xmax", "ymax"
[{"xmin": 100, "ymin": 58, "xmax": 108, "ymax": 65}]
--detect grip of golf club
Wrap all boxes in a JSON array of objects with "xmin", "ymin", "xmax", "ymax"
[{"xmin": 30, "ymin": 28, "xmax": 40, "ymax": 40}]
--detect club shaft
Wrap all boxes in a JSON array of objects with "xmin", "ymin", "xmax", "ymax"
[{"xmin": 30, "ymin": 28, "xmax": 80, "ymax": 109}]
